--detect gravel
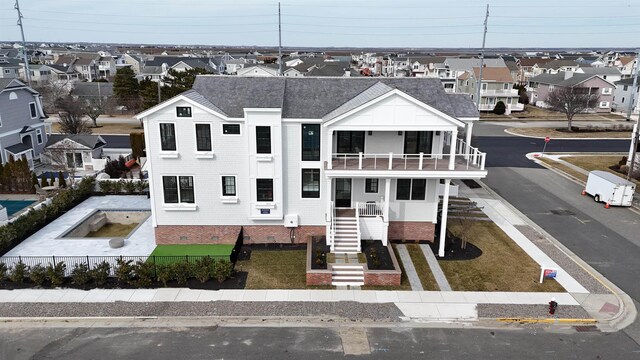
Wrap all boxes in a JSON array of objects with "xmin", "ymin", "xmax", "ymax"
[
  {"xmin": 515, "ymin": 225, "xmax": 610, "ymax": 294},
  {"xmin": 478, "ymin": 304, "xmax": 591, "ymax": 319},
  {"xmin": 0, "ymin": 301, "xmax": 404, "ymax": 321}
]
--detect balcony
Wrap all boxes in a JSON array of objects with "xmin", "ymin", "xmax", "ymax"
[{"xmin": 481, "ymin": 89, "xmax": 519, "ymax": 96}]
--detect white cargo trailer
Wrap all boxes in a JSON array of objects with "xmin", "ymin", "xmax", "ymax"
[{"xmin": 584, "ymin": 170, "xmax": 636, "ymax": 207}]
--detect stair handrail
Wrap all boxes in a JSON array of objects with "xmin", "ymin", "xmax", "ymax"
[
  {"xmin": 330, "ymin": 201, "xmax": 335, "ymax": 252},
  {"xmin": 355, "ymin": 201, "xmax": 362, "ymax": 253}
]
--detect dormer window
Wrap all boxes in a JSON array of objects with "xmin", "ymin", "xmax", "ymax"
[{"xmin": 176, "ymin": 106, "xmax": 192, "ymax": 117}]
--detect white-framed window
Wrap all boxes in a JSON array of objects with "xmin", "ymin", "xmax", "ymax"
[
  {"xmin": 601, "ymin": 88, "xmax": 612, "ymax": 95},
  {"xmin": 8, "ymin": 92, "xmax": 16, "ymax": 100},
  {"xmin": 176, "ymin": 106, "xmax": 192, "ymax": 118},
  {"xmin": 549, "ymin": 85, "xmax": 555, "ymax": 92},
  {"xmin": 194, "ymin": 123, "xmax": 212, "ymax": 152},
  {"xmin": 162, "ymin": 175, "xmax": 195, "ymax": 204},
  {"xmin": 503, "ymin": 83, "xmax": 510, "ymax": 90},
  {"xmin": 222, "ymin": 123, "xmax": 241, "ymax": 135},
  {"xmin": 396, "ymin": 179, "xmax": 426, "ymax": 200},
  {"xmin": 301, "ymin": 169, "xmax": 320, "ymax": 198},
  {"xmin": 159, "ymin": 123, "xmax": 177, "ymax": 151},
  {"xmin": 29, "ymin": 102, "xmax": 37, "ymax": 118},
  {"xmin": 36, "ymin": 128, "xmax": 43, "ymax": 144},
  {"xmin": 221, "ymin": 175, "xmax": 237, "ymax": 197},
  {"xmin": 256, "ymin": 178, "xmax": 274, "ymax": 202},
  {"xmin": 599, "ymin": 101, "xmax": 610, "ymax": 108},
  {"xmin": 365, "ymin": 178, "xmax": 378, "ymax": 193},
  {"xmin": 3, "ymin": 69, "xmax": 10, "ymax": 74},
  {"xmin": 256, "ymin": 126, "xmax": 271, "ymax": 154},
  {"xmin": 481, "ymin": 83, "xmax": 487, "ymax": 92}
]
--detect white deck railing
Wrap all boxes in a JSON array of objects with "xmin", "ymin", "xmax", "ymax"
[
  {"xmin": 357, "ymin": 202, "xmax": 383, "ymax": 217},
  {"xmin": 331, "ymin": 151, "xmax": 485, "ymax": 171}
]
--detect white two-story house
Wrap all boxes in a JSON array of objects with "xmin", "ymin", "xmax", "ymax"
[{"xmin": 136, "ymin": 77, "xmax": 487, "ymax": 259}]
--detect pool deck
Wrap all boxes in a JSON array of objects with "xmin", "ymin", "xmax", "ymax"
[{"xmin": 3, "ymin": 196, "xmax": 155, "ymax": 257}]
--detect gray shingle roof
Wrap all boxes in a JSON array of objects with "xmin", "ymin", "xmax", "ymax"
[
  {"xmin": 444, "ymin": 58, "xmax": 506, "ymax": 71},
  {"xmin": 46, "ymin": 134, "xmax": 106, "ymax": 149},
  {"xmin": 5, "ymin": 143, "xmax": 32, "ymax": 154},
  {"xmin": 578, "ymin": 67, "xmax": 621, "ymax": 75},
  {"xmin": 529, "ymin": 72, "xmax": 602, "ymax": 87},
  {"xmin": 190, "ymin": 76, "xmax": 478, "ymax": 120},
  {"xmin": 70, "ymin": 82, "xmax": 114, "ymax": 97}
]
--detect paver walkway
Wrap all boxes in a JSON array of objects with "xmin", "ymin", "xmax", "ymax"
[
  {"xmin": 395, "ymin": 245, "xmax": 423, "ymax": 291},
  {"xmin": 420, "ymin": 244, "xmax": 452, "ymax": 291}
]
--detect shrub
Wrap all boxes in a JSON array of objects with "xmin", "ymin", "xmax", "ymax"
[
  {"xmin": 172, "ymin": 261, "xmax": 192, "ymax": 285},
  {"xmin": 493, "ymin": 101, "xmax": 506, "ymax": 115},
  {"xmin": 123, "ymin": 180, "xmax": 137, "ymax": 194},
  {"xmin": 0, "ymin": 262, "xmax": 7, "ymax": 281},
  {"xmin": 156, "ymin": 264, "xmax": 173, "ymax": 287},
  {"xmin": 111, "ymin": 180, "xmax": 124, "ymax": 194},
  {"xmin": 315, "ymin": 249, "xmax": 325, "ymax": 266},
  {"xmin": 136, "ymin": 180, "xmax": 148, "ymax": 193},
  {"xmin": 194, "ymin": 256, "xmax": 214, "ymax": 283},
  {"xmin": 58, "ymin": 171, "xmax": 67, "ymax": 188},
  {"xmin": 91, "ymin": 261, "xmax": 111, "ymax": 287},
  {"xmin": 99, "ymin": 181, "xmax": 113, "ymax": 193},
  {"xmin": 40, "ymin": 174, "xmax": 49, "ymax": 188},
  {"xmin": 29, "ymin": 264, "xmax": 47, "ymax": 286},
  {"xmin": 115, "ymin": 259, "xmax": 134, "ymax": 285},
  {"xmin": 9, "ymin": 261, "xmax": 27, "ymax": 283},
  {"xmin": 134, "ymin": 260, "xmax": 154, "ymax": 287},
  {"xmin": 46, "ymin": 262, "xmax": 66, "ymax": 287},
  {"xmin": 213, "ymin": 259, "xmax": 233, "ymax": 283},
  {"xmin": 619, "ymin": 156, "xmax": 628, "ymax": 166},
  {"xmin": 31, "ymin": 173, "xmax": 39, "ymax": 192},
  {"xmin": 71, "ymin": 263, "xmax": 91, "ymax": 286}
]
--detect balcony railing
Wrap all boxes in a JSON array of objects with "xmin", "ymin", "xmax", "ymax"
[
  {"xmin": 481, "ymin": 89, "xmax": 519, "ymax": 96},
  {"xmin": 357, "ymin": 201, "xmax": 384, "ymax": 217},
  {"xmin": 330, "ymin": 150, "xmax": 485, "ymax": 172}
]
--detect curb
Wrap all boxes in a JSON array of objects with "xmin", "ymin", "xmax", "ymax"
[
  {"xmin": 474, "ymin": 178, "xmax": 637, "ymax": 331},
  {"xmin": 496, "ymin": 318, "xmax": 598, "ymax": 325},
  {"xmin": 503, "ymin": 128, "xmax": 632, "ymax": 141}
]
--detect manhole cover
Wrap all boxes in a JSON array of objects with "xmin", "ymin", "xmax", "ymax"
[
  {"xmin": 550, "ymin": 209, "xmax": 575, "ymax": 216},
  {"xmin": 574, "ymin": 325, "xmax": 599, "ymax": 333}
]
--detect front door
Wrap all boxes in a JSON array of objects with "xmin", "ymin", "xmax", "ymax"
[{"xmin": 335, "ymin": 178, "xmax": 352, "ymax": 208}]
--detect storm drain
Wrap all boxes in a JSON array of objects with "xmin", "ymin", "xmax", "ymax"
[
  {"xmin": 574, "ymin": 325, "xmax": 599, "ymax": 333},
  {"xmin": 550, "ymin": 209, "xmax": 575, "ymax": 216}
]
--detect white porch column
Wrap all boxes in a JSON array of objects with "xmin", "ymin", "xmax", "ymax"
[
  {"xmin": 465, "ymin": 122, "xmax": 474, "ymax": 152},
  {"xmin": 383, "ymin": 178, "xmax": 391, "ymax": 220},
  {"xmin": 449, "ymin": 130, "xmax": 458, "ymax": 170},
  {"xmin": 438, "ymin": 179, "xmax": 451, "ymax": 257},
  {"xmin": 327, "ymin": 130, "xmax": 334, "ymax": 170}
]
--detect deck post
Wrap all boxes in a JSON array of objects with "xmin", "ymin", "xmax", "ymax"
[
  {"xmin": 383, "ymin": 178, "xmax": 391, "ymax": 221},
  {"xmin": 449, "ymin": 130, "xmax": 458, "ymax": 170},
  {"xmin": 438, "ymin": 179, "xmax": 451, "ymax": 257},
  {"xmin": 418, "ymin": 152, "xmax": 424, "ymax": 170},
  {"xmin": 388, "ymin": 152, "xmax": 393, "ymax": 170},
  {"xmin": 358, "ymin": 152, "xmax": 363, "ymax": 169}
]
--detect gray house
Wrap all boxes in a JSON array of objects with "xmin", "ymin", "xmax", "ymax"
[{"xmin": 0, "ymin": 79, "xmax": 48, "ymax": 169}]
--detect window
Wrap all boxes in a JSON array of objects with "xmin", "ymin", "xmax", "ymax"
[
  {"xmin": 29, "ymin": 103, "xmax": 37, "ymax": 118},
  {"xmin": 336, "ymin": 131, "xmax": 365, "ymax": 153},
  {"xmin": 301, "ymin": 169, "xmax": 320, "ymax": 198},
  {"xmin": 195, "ymin": 124, "xmax": 212, "ymax": 152},
  {"xmin": 256, "ymin": 126, "xmax": 271, "ymax": 154},
  {"xmin": 365, "ymin": 178, "xmax": 378, "ymax": 193},
  {"xmin": 222, "ymin": 176, "xmax": 236, "ymax": 196},
  {"xmin": 176, "ymin": 106, "xmax": 192, "ymax": 117},
  {"xmin": 66, "ymin": 153, "xmax": 83, "ymax": 169},
  {"xmin": 503, "ymin": 83, "xmax": 510, "ymax": 90},
  {"xmin": 223, "ymin": 124, "xmax": 241, "ymax": 135},
  {"xmin": 623, "ymin": 85, "xmax": 629, "ymax": 91},
  {"xmin": 256, "ymin": 178, "xmax": 273, "ymax": 202},
  {"xmin": 162, "ymin": 176, "xmax": 195, "ymax": 204},
  {"xmin": 3, "ymin": 69, "xmax": 10, "ymax": 74},
  {"xmin": 396, "ymin": 179, "xmax": 426, "ymax": 200},
  {"xmin": 159, "ymin": 123, "xmax": 176, "ymax": 151},
  {"xmin": 599, "ymin": 101, "xmax": 610, "ymax": 108},
  {"xmin": 301, "ymin": 124, "xmax": 321, "ymax": 161},
  {"xmin": 404, "ymin": 131, "xmax": 433, "ymax": 154},
  {"xmin": 602, "ymin": 88, "xmax": 612, "ymax": 95},
  {"xmin": 481, "ymin": 83, "xmax": 488, "ymax": 91},
  {"xmin": 36, "ymin": 128, "xmax": 43, "ymax": 144}
]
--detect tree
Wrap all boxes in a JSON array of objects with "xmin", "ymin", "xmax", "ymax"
[
  {"xmin": 161, "ymin": 68, "xmax": 213, "ymax": 100},
  {"xmin": 113, "ymin": 67, "xmax": 139, "ymax": 108},
  {"xmin": 545, "ymin": 86, "xmax": 600, "ymax": 131},
  {"xmin": 83, "ymin": 97, "xmax": 105, "ymax": 127},
  {"xmin": 139, "ymin": 77, "xmax": 160, "ymax": 110},
  {"xmin": 55, "ymin": 96, "xmax": 92, "ymax": 134},
  {"xmin": 514, "ymin": 84, "xmax": 529, "ymax": 104},
  {"xmin": 58, "ymin": 171, "xmax": 67, "ymax": 188},
  {"xmin": 493, "ymin": 101, "xmax": 506, "ymax": 115},
  {"xmin": 32, "ymin": 79, "xmax": 73, "ymax": 113},
  {"xmin": 129, "ymin": 132, "xmax": 146, "ymax": 159}
]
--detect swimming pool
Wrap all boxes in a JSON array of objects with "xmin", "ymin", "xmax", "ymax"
[{"xmin": 0, "ymin": 200, "xmax": 35, "ymax": 216}]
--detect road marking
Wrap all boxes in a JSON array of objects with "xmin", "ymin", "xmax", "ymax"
[{"xmin": 339, "ymin": 327, "xmax": 371, "ymax": 355}]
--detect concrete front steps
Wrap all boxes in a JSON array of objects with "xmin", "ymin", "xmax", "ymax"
[
  {"xmin": 331, "ymin": 264, "xmax": 365, "ymax": 286},
  {"xmin": 333, "ymin": 217, "xmax": 360, "ymax": 254}
]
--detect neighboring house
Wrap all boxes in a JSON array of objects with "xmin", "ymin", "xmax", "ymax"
[
  {"xmin": 457, "ymin": 66, "xmax": 523, "ymax": 113},
  {"xmin": 439, "ymin": 58, "xmax": 507, "ymax": 93},
  {"xmin": 613, "ymin": 78, "xmax": 640, "ymax": 114},
  {"xmin": 574, "ymin": 67, "xmax": 622, "ymax": 84},
  {"xmin": 223, "ymin": 59, "xmax": 246, "ymax": 74},
  {"xmin": 123, "ymin": 54, "xmax": 144, "ymax": 75},
  {"xmin": 237, "ymin": 64, "xmax": 279, "ymax": 77},
  {"xmin": 528, "ymin": 72, "xmax": 615, "ymax": 113},
  {"xmin": 43, "ymin": 134, "xmax": 107, "ymax": 172},
  {"xmin": 135, "ymin": 76, "xmax": 486, "ymax": 263},
  {"xmin": 23, "ymin": 64, "xmax": 55, "ymax": 84},
  {"xmin": 615, "ymin": 56, "xmax": 637, "ymax": 79},
  {"xmin": 518, "ymin": 57, "xmax": 552, "ymax": 83},
  {"xmin": 139, "ymin": 56, "xmax": 216, "ymax": 82},
  {"xmin": 534, "ymin": 59, "xmax": 582, "ymax": 75},
  {"xmin": 0, "ymin": 58, "xmax": 21, "ymax": 79},
  {"xmin": 407, "ymin": 56, "xmax": 446, "ymax": 77},
  {"xmin": 97, "ymin": 56, "xmax": 116, "ymax": 78},
  {"xmin": 0, "ymin": 79, "xmax": 49, "ymax": 170},
  {"xmin": 69, "ymin": 82, "xmax": 113, "ymax": 102}
]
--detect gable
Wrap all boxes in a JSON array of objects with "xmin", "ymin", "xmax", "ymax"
[
  {"xmin": 47, "ymin": 138, "xmax": 90, "ymax": 150},
  {"xmin": 324, "ymin": 91, "xmax": 463, "ymax": 131}
]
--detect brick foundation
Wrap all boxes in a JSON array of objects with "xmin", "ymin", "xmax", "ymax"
[
  {"xmin": 364, "ymin": 272, "xmax": 401, "ymax": 286},
  {"xmin": 388, "ymin": 221, "xmax": 435, "ymax": 242},
  {"xmin": 306, "ymin": 271, "xmax": 332, "ymax": 286},
  {"xmin": 155, "ymin": 225, "xmax": 325, "ymax": 245}
]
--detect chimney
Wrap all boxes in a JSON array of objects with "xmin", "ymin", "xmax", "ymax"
[{"xmin": 564, "ymin": 71, "xmax": 574, "ymax": 80}]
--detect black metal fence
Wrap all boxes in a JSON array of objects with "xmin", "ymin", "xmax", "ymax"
[{"xmin": 0, "ymin": 255, "xmax": 230, "ymax": 277}]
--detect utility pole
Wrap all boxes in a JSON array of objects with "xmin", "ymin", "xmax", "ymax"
[
  {"xmin": 278, "ymin": 2, "xmax": 282, "ymax": 76},
  {"xmin": 627, "ymin": 51, "xmax": 639, "ymax": 181},
  {"xmin": 14, "ymin": 0, "xmax": 31, "ymax": 86},
  {"xmin": 475, "ymin": 4, "xmax": 490, "ymax": 111},
  {"xmin": 157, "ymin": 79, "xmax": 161, "ymax": 104}
]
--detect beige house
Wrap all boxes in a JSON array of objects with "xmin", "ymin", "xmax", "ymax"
[{"xmin": 457, "ymin": 66, "xmax": 523, "ymax": 113}]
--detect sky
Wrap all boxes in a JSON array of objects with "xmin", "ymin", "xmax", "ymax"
[{"xmin": 1, "ymin": 0, "xmax": 639, "ymax": 48}]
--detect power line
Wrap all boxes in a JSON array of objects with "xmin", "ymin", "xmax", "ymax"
[
  {"xmin": 24, "ymin": 17, "xmax": 277, "ymax": 27},
  {"xmin": 281, "ymin": 14, "xmax": 484, "ymax": 20},
  {"xmin": 282, "ymin": 23, "xmax": 482, "ymax": 29},
  {"xmin": 25, "ymin": 25, "xmax": 276, "ymax": 35},
  {"xmin": 20, "ymin": 9, "xmax": 274, "ymax": 18},
  {"xmin": 283, "ymin": 30, "xmax": 480, "ymax": 36}
]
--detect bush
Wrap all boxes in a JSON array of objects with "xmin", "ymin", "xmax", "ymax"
[
  {"xmin": 212, "ymin": 259, "xmax": 233, "ymax": 283},
  {"xmin": 58, "ymin": 171, "xmax": 67, "ymax": 188},
  {"xmin": 91, "ymin": 261, "xmax": 111, "ymax": 287},
  {"xmin": 123, "ymin": 180, "xmax": 137, "ymax": 194},
  {"xmin": 46, "ymin": 262, "xmax": 66, "ymax": 287},
  {"xmin": 619, "ymin": 156, "xmax": 628, "ymax": 166},
  {"xmin": 99, "ymin": 181, "xmax": 113, "ymax": 193},
  {"xmin": 133, "ymin": 260, "xmax": 154, "ymax": 287},
  {"xmin": 136, "ymin": 180, "xmax": 148, "ymax": 193},
  {"xmin": 194, "ymin": 256, "xmax": 214, "ymax": 283},
  {"xmin": 111, "ymin": 180, "xmax": 124, "ymax": 194},
  {"xmin": 40, "ymin": 174, "xmax": 49, "ymax": 188},
  {"xmin": 156, "ymin": 264, "xmax": 173, "ymax": 287},
  {"xmin": 173, "ymin": 261, "xmax": 192, "ymax": 285},
  {"xmin": 493, "ymin": 101, "xmax": 506, "ymax": 115},
  {"xmin": 0, "ymin": 262, "xmax": 7, "ymax": 281},
  {"xmin": 115, "ymin": 259, "xmax": 134, "ymax": 285},
  {"xmin": 71, "ymin": 263, "xmax": 91, "ymax": 286},
  {"xmin": 9, "ymin": 261, "xmax": 27, "ymax": 283},
  {"xmin": 29, "ymin": 264, "xmax": 47, "ymax": 286}
]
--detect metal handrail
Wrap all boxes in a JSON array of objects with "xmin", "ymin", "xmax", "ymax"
[
  {"xmin": 330, "ymin": 151, "xmax": 486, "ymax": 171},
  {"xmin": 355, "ymin": 202, "xmax": 362, "ymax": 253}
]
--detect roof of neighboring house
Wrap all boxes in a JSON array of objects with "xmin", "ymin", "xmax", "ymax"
[
  {"xmin": 139, "ymin": 65, "xmax": 163, "ymax": 75},
  {"xmin": 0, "ymin": 78, "xmax": 37, "ymax": 93},
  {"xmin": 459, "ymin": 66, "xmax": 514, "ymax": 83},
  {"xmin": 70, "ymin": 82, "xmax": 114, "ymax": 97},
  {"xmin": 306, "ymin": 64, "xmax": 358, "ymax": 77},
  {"xmin": 408, "ymin": 56, "xmax": 446, "ymax": 65},
  {"xmin": 145, "ymin": 56, "xmax": 213, "ymax": 71},
  {"xmin": 4, "ymin": 143, "xmax": 32, "ymax": 154},
  {"xmin": 615, "ymin": 78, "xmax": 636, "ymax": 85},
  {"xmin": 577, "ymin": 67, "xmax": 622, "ymax": 75},
  {"xmin": 529, "ymin": 72, "xmax": 612, "ymax": 87},
  {"xmin": 188, "ymin": 76, "xmax": 479, "ymax": 119},
  {"xmin": 73, "ymin": 57, "xmax": 95, "ymax": 66},
  {"xmin": 618, "ymin": 56, "xmax": 635, "ymax": 66},
  {"xmin": 47, "ymin": 64, "xmax": 74, "ymax": 74},
  {"xmin": 504, "ymin": 60, "xmax": 519, "ymax": 72},
  {"xmin": 46, "ymin": 134, "xmax": 106, "ymax": 149},
  {"xmin": 55, "ymin": 55, "xmax": 75, "ymax": 65},
  {"xmin": 540, "ymin": 59, "xmax": 581, "ymax": 69},
  {"xmin": 0, "ymin": 58, "xmax": 21, "ymax": 68},
  {"xmin": 518, "ymin": 57, "xmax": 551, "ymax": 67},
  {"xmin": 444, "ymin": 58, "xmax": 506, "ymax": 71}
]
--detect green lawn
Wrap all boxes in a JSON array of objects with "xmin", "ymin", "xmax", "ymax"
[{"xmin": 150, "ymin": 244, "xmax": 234, "ymax": 257}]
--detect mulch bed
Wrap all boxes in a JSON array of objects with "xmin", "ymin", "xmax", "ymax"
[
  {"xmin": 310, "ymin": 238, "xmax": 329, "ymax": 270},
  {"xmin": 428, "ymin": 234, "xmax": 483, "ymax": 261},
  {"xmin": 361, "ymin": 240, "xmax": 395, "ymax": 270}
]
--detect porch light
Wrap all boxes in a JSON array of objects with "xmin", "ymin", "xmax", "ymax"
[
  {"xmin": 368, "ymin": 131, "xmax": 372, "ymax": 136},
  {"xmin": 398, "ymin": 131, "xmax": 403, "ymax": 136}
]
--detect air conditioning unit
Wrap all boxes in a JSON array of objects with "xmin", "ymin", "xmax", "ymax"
[{"xmin": 284, "ymin": 214, "xmax": 298, "ymax": 228}]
